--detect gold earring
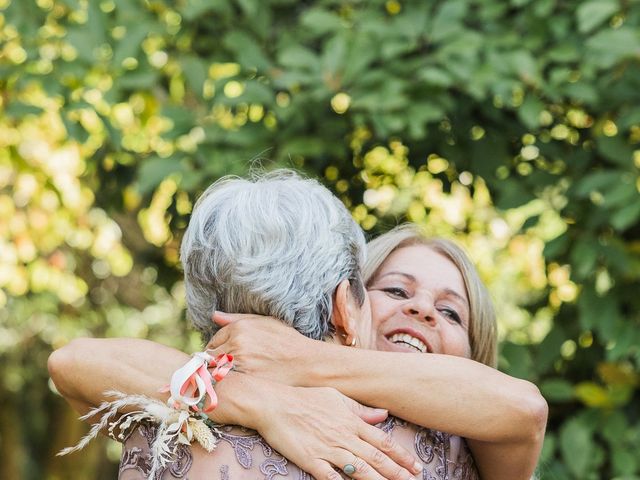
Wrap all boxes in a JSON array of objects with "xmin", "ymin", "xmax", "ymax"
[{"xmin": 348, "ymin": 336, "xmax": 356, "ymax": 347}]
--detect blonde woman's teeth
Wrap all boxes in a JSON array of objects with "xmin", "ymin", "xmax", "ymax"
[{"xmin": 388, "ymin": 333, "xmax": 427, "ymax": 353}]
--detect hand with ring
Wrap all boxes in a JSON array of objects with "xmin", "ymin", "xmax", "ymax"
[{"xmin": 253, "ymin": 383, "xmax": 422, "ymax": 480}]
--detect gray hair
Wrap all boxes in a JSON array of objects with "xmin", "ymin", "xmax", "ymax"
[{"xmin": 180, "ymin": 169, "xmax": 366, "ymax": 343}]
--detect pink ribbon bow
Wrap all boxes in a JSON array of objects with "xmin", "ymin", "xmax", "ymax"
[{"xmin": 162, "ymin": 352, "xmax": 234, "ymax": 413}]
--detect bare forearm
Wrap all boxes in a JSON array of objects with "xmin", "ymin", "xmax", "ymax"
[
  {"xmin": 302, "ymin": 344, "xmax": 546, "ymax": 443},
  {"xmin": 48, "ymin": 338, "xmax": 188, "ymax": 415},
  {"xmin": 47, "ymin": 338, "xmax": 263, "ymax": 426},
  {"xmin": 298, "ymin": 343, "xmax": 546, "ymax": 479}
]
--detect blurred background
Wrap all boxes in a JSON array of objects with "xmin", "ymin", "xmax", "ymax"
[{"xmin": 1, "ymin": 0, "xmax": 639, "ymax": 478}]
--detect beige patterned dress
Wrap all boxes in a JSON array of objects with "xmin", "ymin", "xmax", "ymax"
[{"xmin": 119, "ymin": 416, "xmax": 479, "ymax": 480}]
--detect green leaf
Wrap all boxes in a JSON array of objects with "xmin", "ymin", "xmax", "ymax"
[
  {"xmin": 341, "ymin": 34, "xmax": 378, "ymax": 85},
  {"xmin": 417, "ymin": 67, "xmax": 453, "ymax": 88},
  {"xmin": 585, "ymin": 27, "xmax": 640, "ymax": 69},
  {"xmin": 563, "ymin": 82, "xmax": 599, "ymax": 104},
  {"xmin": 112, "ymin": 24, "xmax": 149, "ymax": 67},
  {"xmin": 560, "ymin": 417, "xmax": 596, "ymax": 477},
  {"xmin": 612, "ymin": 448, "xmax": 638, "ymax": 476},
  {"xmin": 574, "ymin": 170, "xmax": 621, "ymax": 197},
  {"xmin": 509, "ymin": 50, "xmax": 539, "ymax": 83},
  {"xmin": 181, "ymin": 56, "xmax": 208, "ymax": 98},
  {"xmin": 494, "ymin": 179, "xmax": 536, "ymax": 209},
  {"xmin": 546, "ymin": 44, "xmax": 580, "ymax": 62},
  {"xmin": 300, "ymin": 8, "xmax": 342, "ymax": 36},
  {"xmin": 601, "ymin": 182, "xmax": 638, "ymax": 209},
  {"xmin": 577, "ymin": 286, "xmax": 618, "ymax": 333},
  {"xmin": 543, "ymin": 233, "xmax": 569, "ymax": 259},
  {"xmin": 601, "ymin": 411, "xmax": 628, "ymax": 446},
  {"xmin": 4, "ymin": 101, "xmax": 43, "ymax": 117},
  {"xmin": 223, "ymin": 31, "xmax": 271, "ymax": 71},
  {"xmin": 518, "ymin": 94, "xmax": 544, "ymax": 129},
  {"xmin": 179, "ymin": 0, "xmax": 228, "ymax": 21},
  {"xmin": 61, "ymin": 114, "xmax": 90, "ymax": 143},
  {"xmin": 571, "ymin": 238, "xmax": 599, "ymax": 280},
  {"xmin": 540, "ymin": 378, "xmax": 575, "ymax": 401},
  {"xmin": 321, "ymin": 34, "xmax": 348, "ymax": 78},
  {"xmin": 597, "ymin": 136, "xmax": 634, "ymax": 167},
  {"xmin": 117, "ymin": 68, "xmax": 159, "ymax": 90},
  {"xmin": 575, "ymin": 382, "xmax": 614, "ymax": 408},
  {"xmin": 97, "ymin": 113, "xmax": 122, "ymax": 147},
  {"xmin": 240, "ymin": 81, "xmax": 274, "ymax": 105},
  {"xmin": 407, "ymin": 102, "xmax": 445, "ymax": 124},
  {"xmin": 430, "ymin": 0, "xmax": 467, "ymax": 43},
  {"xmin": 606, "ymin": 321, "xmax": 640, "ymax": 361},
  {"xmin": 539, "ymin": 433, "xmax": 556, "ymax": 465},
  {"xmin": 137, "ymin": 156, "xmax": 184, "ymax": 194},
  {"xmin": 536, "ymin": 327, "xmax": 566, "ymax": 374},
  {"xmin": 499, "ymin": 342, "xmax": 534, "ymax": 379},
  {"xmin": 618, "ymin": 108, "xmax": 640, "ymax": 130},
  {"xmin": 160, "ymin": 106, "xmax": 196, "ymax": 139},
  {"xmin": 576, "ymin": 0, "xmax": 619, "ymax": 34},
  {"xmin": 279, "ymin": 137, "xmax": 326, "ymax": 157},
  {"xmin": 66, "ymin": 28, "xmax": 97, "ymax": 63},
  {"xmin": 278, "ymin": 45, "xmax": 319, "ymax": 72}
]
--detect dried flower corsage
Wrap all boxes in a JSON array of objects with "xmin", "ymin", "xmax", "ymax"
[{"xmin": 58, "ymin": 351, "xmax": 234, "ymax": 478}]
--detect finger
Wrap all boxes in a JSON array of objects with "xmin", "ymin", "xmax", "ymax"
[
  {"xmin": 349, "ymin": 400, "xmax": 388, "ymax": 425},
  {"xmin": 335, "ymin": 451, "xmax": 385, "ymax": 480},
  {"xmin": 304, "ymin": 459, "xmax": 345, "ymax": 480},
  {"xmin": 212, "ymin": 310, "xmax": 236, "ymax": 326},
  {"xmin": 350, "ymin": 439, "xmax": 416, "ymax": 480},
  {"xmin": 359, "ymin": 425, "xmax": 422, "ymax": 477},
  {"xmin": 205, "ymin": 324, "xmax": 231, "ymax": 350}
]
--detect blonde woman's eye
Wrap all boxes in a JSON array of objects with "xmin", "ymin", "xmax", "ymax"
[
  {"xmin": 383, "ymin": 287, "xmax": 409, "ymax": 299},
  {"xmin": 441, "ymin": 308, "xmax": 462, "ymax": 324}
]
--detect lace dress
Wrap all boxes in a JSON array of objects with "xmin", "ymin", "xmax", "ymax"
[{"xmin": 119, "ymin": 416, "xmax": 479, "ymax": 480}]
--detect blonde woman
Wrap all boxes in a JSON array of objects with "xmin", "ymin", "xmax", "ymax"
[
  {"xmin": 50, "ymin": 173, "xmax": 546, "ymax": 479},
  {"xmin": 204, "ymin": 225, "xmax": 546, "ymax": 479}
]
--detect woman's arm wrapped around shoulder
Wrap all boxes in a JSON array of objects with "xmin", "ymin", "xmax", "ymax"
[
  {"xmin": 207, "ymin": 313, "xmax": 548, "ymax": 480},
  {"xmin": 48, "ymin": 338, "xmax": 422, "ymax": 479}
]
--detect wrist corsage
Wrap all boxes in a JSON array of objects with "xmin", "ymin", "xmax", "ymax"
[{"xmin": 58, "ymin": 351, "xmax": 234, "ymax": 478}]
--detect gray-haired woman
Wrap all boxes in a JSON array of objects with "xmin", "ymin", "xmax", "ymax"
[{"xmin": 50, "ymin": 170, "xmax": 547, "ymax": 480}]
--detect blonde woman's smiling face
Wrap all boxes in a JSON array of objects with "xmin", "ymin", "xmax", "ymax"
[{"xmin": 368, "ymin": 244, "xmax": 471, "ymax": 357}]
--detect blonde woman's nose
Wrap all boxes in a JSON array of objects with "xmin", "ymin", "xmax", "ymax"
[{"xmin": 402, "ymin": 295, "xmax": 437, "ymax": 324}]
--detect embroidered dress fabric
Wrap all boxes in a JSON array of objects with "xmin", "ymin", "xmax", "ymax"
[{"xmin": 119, "ymin": 417, "xmax": 479, "ymax": 480}]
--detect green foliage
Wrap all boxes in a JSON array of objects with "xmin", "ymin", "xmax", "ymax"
[{"xmin": 1, "ymin": 0, "xmax": 640, "ymax": 478}]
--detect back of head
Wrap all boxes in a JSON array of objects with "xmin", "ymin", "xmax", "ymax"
[
  {"xmin": 180, "ymin": 169, "xmax": 366, "ymax": 342},
  {"xmin": 363, "ymin": 224, "xmax": 498, "ymax": 368}
]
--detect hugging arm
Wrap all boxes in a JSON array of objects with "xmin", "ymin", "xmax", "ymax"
[
  {"xmin": 208, "ymin": 316, "xmax": 548, "ymax": 480},
  {"xmin": 48, "ymin": 338, "xmax": 421, "ymax": 480}
]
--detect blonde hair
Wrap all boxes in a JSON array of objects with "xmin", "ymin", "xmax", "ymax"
[{"xmin": 363, "ymin": 224, "xmax": 498, "ymax": 367}]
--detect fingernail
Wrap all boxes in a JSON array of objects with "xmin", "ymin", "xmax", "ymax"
[{"xmin": 413, "ymin": 460, "xmax": 423, "ymax": 474}]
